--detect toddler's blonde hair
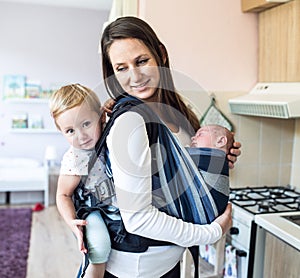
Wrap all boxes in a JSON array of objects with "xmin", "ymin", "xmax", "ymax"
[{"xmin": 49, "ymin": 84, "xmax": 101, "ymax": 130}]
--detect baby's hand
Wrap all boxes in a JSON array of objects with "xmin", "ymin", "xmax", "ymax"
[{"xmin": 70, "ymin": 219, "xmax": 88, "ymax": 254}]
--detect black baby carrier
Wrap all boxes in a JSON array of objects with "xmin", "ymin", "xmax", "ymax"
[{"xmin": 74, "ymin": 94, "xmax": 229, "ymax": 278}]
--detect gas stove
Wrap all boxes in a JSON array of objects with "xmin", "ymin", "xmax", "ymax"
[
  {"xmin": 226, "ymin": 185, "xmax": 300, "ymax": 278},
  {"xmin": 230, "ymin": 186, "xmax": 300, "ymax": 214}
]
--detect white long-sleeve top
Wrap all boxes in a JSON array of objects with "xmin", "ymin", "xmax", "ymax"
[{"xmin": 105, "ymin": 111, "xmax": 222, "ymax": 277}]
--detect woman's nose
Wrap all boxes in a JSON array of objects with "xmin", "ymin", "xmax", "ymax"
[{"xmin": 129, "ymin": 67, "xmax": 142, "ymax": 82}]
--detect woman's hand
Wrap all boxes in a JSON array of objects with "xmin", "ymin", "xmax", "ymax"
[
  {"xmin": 214, "ymin": 203, "xmax": 232, "ymax": 236},
  {"xmin": 227, "ymin": 141, "xmax": 241, "ymax": 169},
  {"xmin": 70, "ymin": 219, "xmax": 88, "ymax": 254}
]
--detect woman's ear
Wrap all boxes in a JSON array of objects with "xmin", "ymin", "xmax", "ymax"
[
  {"xmin": 215, "ymin": 135, "xmax": 227, "ymax": 148},
  {"xmin": 159, "ymin": 44, "xmax": 167, "ymax": 64}
]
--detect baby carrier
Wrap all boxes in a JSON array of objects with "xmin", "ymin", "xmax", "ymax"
[{"xmin": 74, "ymin": 94, "xmax": 229, "ymax": 278}]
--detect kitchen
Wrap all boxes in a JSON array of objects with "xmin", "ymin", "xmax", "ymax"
[{"xmin": 0, "ymin": 0, "xmax": 300, "ymax": 277}]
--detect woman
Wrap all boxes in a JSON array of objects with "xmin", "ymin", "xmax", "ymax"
[{"xmin": 100, "ymin": 16, "xmax": 241, "ymax": 277}]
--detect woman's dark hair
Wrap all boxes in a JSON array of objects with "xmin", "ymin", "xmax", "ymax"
[{"xmin": 101, "ymin": 16, "xmax": 200, "ymax": 133}]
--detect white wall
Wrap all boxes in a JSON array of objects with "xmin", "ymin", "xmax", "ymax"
[
  {"xmin": 0, "ymin": 2, "xmax": 110, "ymax": 162},
  {"xmin": 138, "ymin": 1, "xmax": 299, "ymax": 189},
  {"xmin": 139, "ymin": 0, "xmax": 258, "ymax": 92}
]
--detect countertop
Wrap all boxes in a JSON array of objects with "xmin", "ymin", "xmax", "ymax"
[{"xmin": 255, "ymin": 211, "xmax": 300, "ymax": 251}]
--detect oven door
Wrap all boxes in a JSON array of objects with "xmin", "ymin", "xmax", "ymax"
[
  {"xmin": 226, "ymin": 225, "xmax": 249, "ymax": 278},
  {"xmin": 226, "ymin": 205, "xmax": 266, "ymax": 278}
]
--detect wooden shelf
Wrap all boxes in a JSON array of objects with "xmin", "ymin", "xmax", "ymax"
[
  {"xmin": 10, "ymin": 128, "xmax": 59, "ymax": 134},
  {"xmin": 4, "ymin": 98, "xmax": 49, "ymax": 104}
]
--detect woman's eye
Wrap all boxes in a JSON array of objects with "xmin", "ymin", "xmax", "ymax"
[
  {"xmin": 116, "ymin": 66, "xmax": 127, "ymax": 72},
  {"xmin": 137, "ymin": 58, "xmax": 149, "ymax": 66}
]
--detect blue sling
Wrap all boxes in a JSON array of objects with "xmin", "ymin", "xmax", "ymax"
[{"xmin": 152, "ymin": 118, "xmax": 229, "ymax": 225}]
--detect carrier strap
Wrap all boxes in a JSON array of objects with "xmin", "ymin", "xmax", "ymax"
[{"xmin": 75, "ymin": 94, "xmax": 202, "ymax": 278}]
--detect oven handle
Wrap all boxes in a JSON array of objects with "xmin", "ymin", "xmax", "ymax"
[
  {"xmin": 229, "ymin": 227, "xmax": 239, "ymax": 235},
  {"xmin": 236, "ymin": 249, "xmax": 247, "ymax": 257}
]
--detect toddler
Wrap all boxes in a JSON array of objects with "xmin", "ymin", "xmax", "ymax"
[{"xmin": 49, "ymin": 84, "xmax": 112, "ymax": 278}]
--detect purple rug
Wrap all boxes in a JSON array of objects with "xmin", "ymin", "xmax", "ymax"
[{"xmin": 0, "ymin": 208, "xmax": 32, "ymax": 278}]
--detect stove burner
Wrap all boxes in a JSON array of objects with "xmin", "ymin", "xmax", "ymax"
[
  {"xmin": 230, "ymin": 186, "xmax": 300, "ymax": 215},
  {"xmin": 258, "ymin": 201, "xmax": 271, "ymax": 212},
  {"xmin": 270, "ymin": 188, "xmax": 285, "ymax": 198},
  {"xmin": 235, "ymin": 192, "xmax": 246, "ymax": 200}
]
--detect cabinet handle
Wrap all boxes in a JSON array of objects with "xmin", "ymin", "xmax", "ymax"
[{"xmin": 230, "ymin": 227, "xmax": 239, "ymax": 235}]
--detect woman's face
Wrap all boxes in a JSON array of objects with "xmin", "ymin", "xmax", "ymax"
[{"xmin": 108, "ymin": 38, "xmax": 160, "ymax": 101}]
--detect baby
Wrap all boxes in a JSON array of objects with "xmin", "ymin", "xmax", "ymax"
[
  {"xmin": 187, "ymin": 124, "xmax": 234, "ymax": 217},
  {"xmin": 190, "ymin": 124, "xmax": 234, "ymax": 153}
]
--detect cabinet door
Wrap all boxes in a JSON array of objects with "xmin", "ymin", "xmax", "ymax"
[
  {"xmin": 241, "ymin": 0, "xmax": 289, "ymax": 13},
  {"xmin": 259, "ymin": 0, "xmax": 300, "ymax": 81},
  {"xmin": 264, "ymin": 231, "xmax": 300, "ymax": 277}
]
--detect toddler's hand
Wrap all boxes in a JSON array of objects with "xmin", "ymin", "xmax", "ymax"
[{"xmin": 70, "ymin": 219, "xmax": 88, "ymax": 254}]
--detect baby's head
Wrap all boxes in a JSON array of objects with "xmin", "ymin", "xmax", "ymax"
[
  {"xmin": 49, "ymin": 84, "xmax": 104, "ymax": 150},
  {"xmin": 190, "ymin": 124, "xmax": 234, "ymax": 154}
]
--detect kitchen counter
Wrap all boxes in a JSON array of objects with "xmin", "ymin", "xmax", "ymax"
[{"xmin": 255, "ymin": 211, "xmax": 300, "ymax": 251}]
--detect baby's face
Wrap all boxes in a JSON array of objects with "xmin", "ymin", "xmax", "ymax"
[{"xmin": 190, "ymin": 126, "xmax": 216, "ymax": 148}]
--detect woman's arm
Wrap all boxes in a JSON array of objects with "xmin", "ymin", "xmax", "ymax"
[
  {"xmin": 56, "ymin": 174, "xmax": 88, "ymax": 253},
  {"xmin": 107, "ymin": 112, "xmax": 232, "ymax": 247}
]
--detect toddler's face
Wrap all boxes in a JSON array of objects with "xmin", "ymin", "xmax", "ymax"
[{"xmin": 56, "ymin": 102, "xmax": 101, "ymax": 150}]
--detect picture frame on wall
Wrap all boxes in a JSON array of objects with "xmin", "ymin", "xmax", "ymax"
[
  {"xmin": 28, "ymin": 114, "xmax": 44, "ymax": 129},
  {"xmin": 2, "ymin": 74, "xmax": 26, "ymax": 99},
  {"xmin": 11, "ymin": 112, "xmax": 28, "ymax": 128},
  {"xmin": 25, "ymin": 81, "xmax": 42, "ymax": 98}
]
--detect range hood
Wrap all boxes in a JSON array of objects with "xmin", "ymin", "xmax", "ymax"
[{"xmin": 228, "ymin": 82, "xmax": 300, "ymax": 119}]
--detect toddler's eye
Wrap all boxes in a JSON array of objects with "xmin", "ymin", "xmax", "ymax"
[
  {"xmin": 83, "ymin": 121, "xmax": 91, "ymax": 128},
  {"xmin": 66, "ymin": 129, "xmax": 74, "ymax": 135}
]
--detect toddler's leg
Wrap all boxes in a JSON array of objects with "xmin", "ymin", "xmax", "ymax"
[
  {"xmin": 85, "ymin": 263, "xmax": 105, "ymax": 278},
  {"xmin": 85, "ymin": 210, "xmax": 111, "ymax": 278}
]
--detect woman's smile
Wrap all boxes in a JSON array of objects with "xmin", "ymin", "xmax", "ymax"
[
  {"xmin": 131, "ymin": 79, "xmax": 151, "ymax": 91},
  {"xmin": 109, "ymin": 38, "xmax": 160, "ymax": 101}
]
